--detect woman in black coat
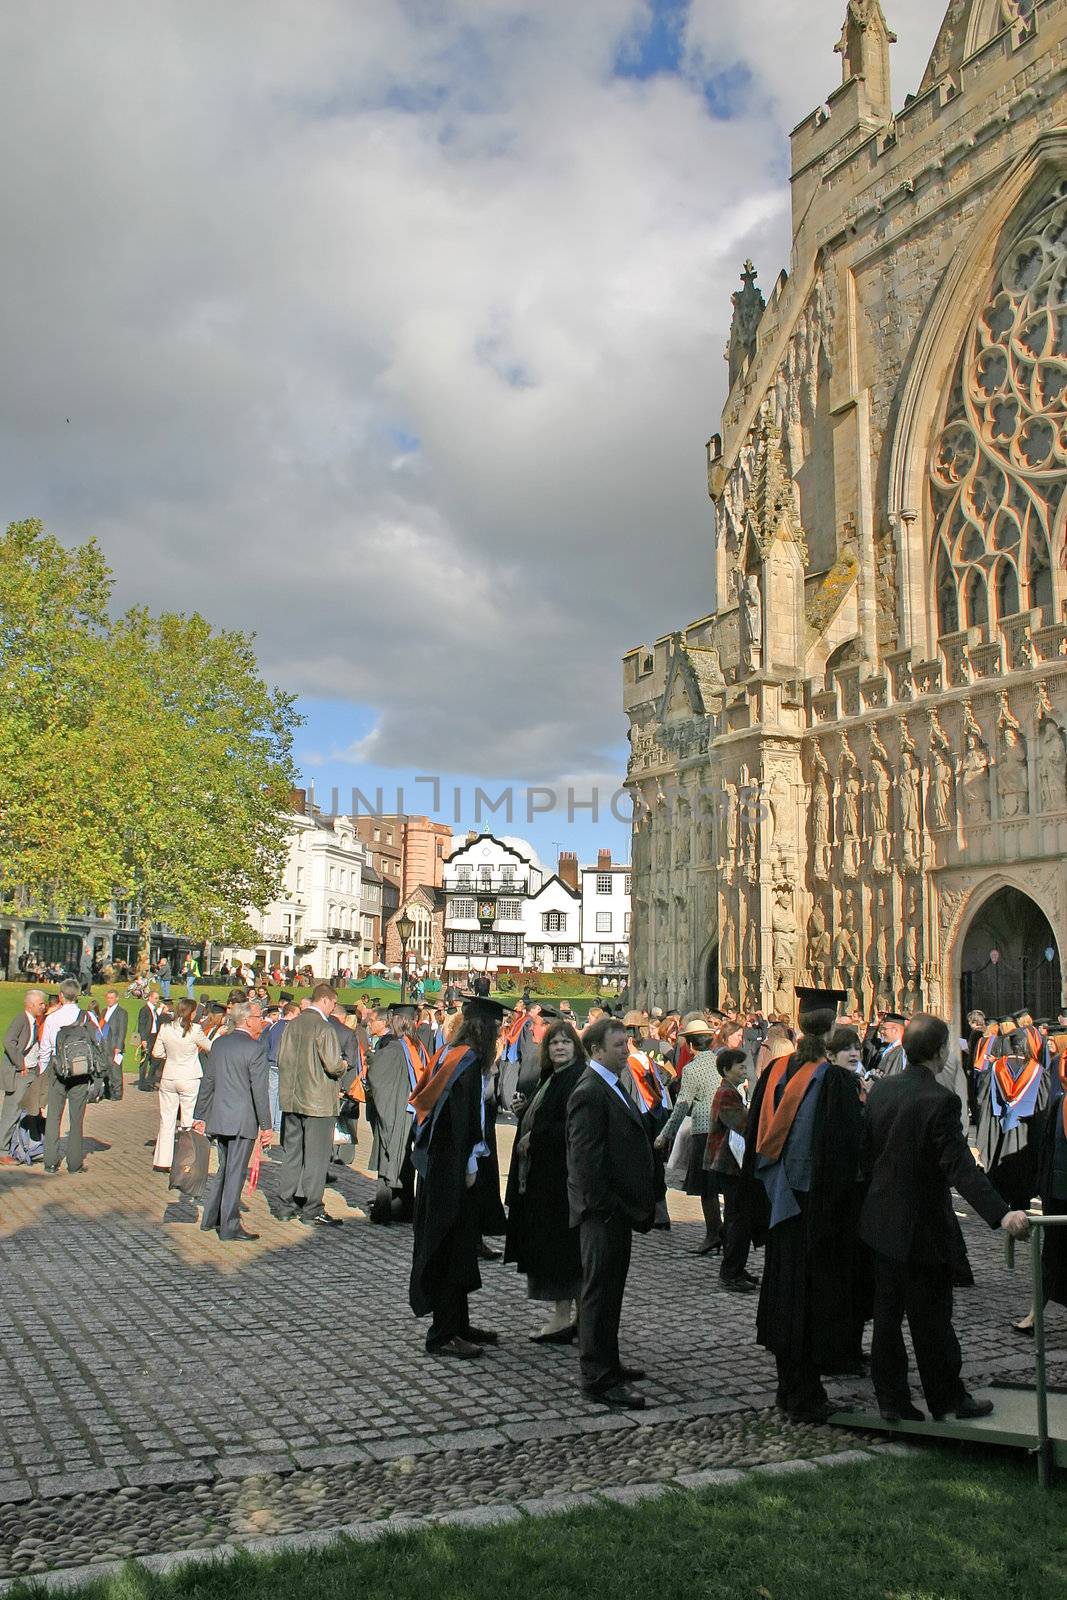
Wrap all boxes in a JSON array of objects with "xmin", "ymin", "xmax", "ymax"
[
  {"xmin": 504, "ymin": 1020, "xmax": 586, "ymax": 1343},
  {"xmin": 1012, "ymin": 1067, "xmax": 1067, "ymax": 1335}
]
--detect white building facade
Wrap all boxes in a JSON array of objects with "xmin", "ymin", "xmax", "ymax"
[
  {"xmin": 240, "ymin": 807, "xmax": 367, "ymax": 977},
  {"xmin": 580, "ymin": 852, "xmax": 631, "ymax": 982}
]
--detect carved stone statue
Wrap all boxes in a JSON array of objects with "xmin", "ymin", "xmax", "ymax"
[
  {"xmin": 721, "ymin": 896, "xmax": 738, "ymax": 975},
  {"xmin": 997, "ymin": 701, "xmax": 1030, "ymax": 819},
  {"xmin": 929, "ymin": 721, "xmax": 956, "ymax": 832},
  {"xmin": 1039, "ymin": 715, "xmax": 1067, "ymax": 812},
  {"xmin": 900, "ymin": 884, "xmax": 921, "ymax": 976},
  {"xmin": 832, "ymin": 895, "xmax": 861, "ymax": 995},
  {"xmin": 697, "ymin": 790, "xmax": 718, "ymax": 865},
  {"xmin": 807, "ymin": 900, "xmax": 832, "ymax": 983},
  {"xmin": 899, "ymin": 727, "xmax": 922, "ymax": 871},
  {"xmin": 727, "ymin": 260, "xmax": 766, "ymax": 388},
  {"xmin": 869, "ymin": 759, "xmax": 891, "ymax": 834},
  {"xmin": 739, "ymin": 573, "xmax": 763, "ymax": 676},
  {"xmin": 840, "ymin": 762, "xmax": 862, "ymax": 879},
  {"xmin": 674, "ymin": 797, "xmax": 692, "ymax": 869},
  {"xmin": 960, "ymin": 713, "xmax": 993, "ymax": 824},
  {"xmin": 811, "ymin": 751, "xmax": 832, "ymax": 881},
  {"xmin": 771, "ymin": 884, "xmax": 798, "ymax": 977}
]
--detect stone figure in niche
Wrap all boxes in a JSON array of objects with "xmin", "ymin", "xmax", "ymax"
[
  {"xmin": 997, "ymin": 703, "xmax": 1030, "ymax": 819},
  {"xmin": 739, "ymin": 573, "xmax": 763, "ymax": 676},
  {"xmin": 740, "ymin": 785, "xmax": 760, "ymax": 884},
  {"xmin": 1039, "ymin": 715, "xmax": 1067, "ymax": 812},
  {"xmin": 767, "ymin": 772, "xmax": 795, "ymax": 856},
  {"xmin": 874, "ymin": 884, "xmax": 893, "ymax": 975},
  {"xmin": 960, "ymin": 714, "xmax": 993, "ymax": 824},
  {"xmin": 810, "ymin": 751, "xmax": 832, "ymax": 881},
  {"xmin": 833, "ymin": 895, "xmax": 861, "ymax": 994},
  {"xmin": 676, "ymin": 903, "xmax": 692, "ymax": 1002},
  {"xmin": 674, "ymin": 798, "xmax": 692, "ymax": 869},
  {"xmin": 743, "ymin": 896, "xmax": 759, "ymax": 975},
  {"xmin": 869, "ymin": 758, "xmax": 891, "ymax": 835},
  {"xmin": 899, "ymin": 729, "xmax": 922, "ymax": 872},
  {"xmin": 725, "ymin": 783, "xmax": 739, "ymax": 876},
  {"xmin": 721, "ymin": 898, "xmax": 738, "ymax": 975},
  {"xmin": 839, "ymin": 758, "xmax": 862, "ymax": 879},
  {"xmin": 807, "ymin": 900, "xmax": 832, "ymax": 983},
  {"xmin": 928, "ymin": 723, "xmax": 956, "ymax": 832},
  {"xmin": 900, "ymin": 884, "xmax": 921, "ymax": 976},
  {"xmin": 771, "ymin": 884, "xmax": 798, "ymax": 975},
  {"xmin": 697, "ymin": 790, "xmax": 718, "ymax": 865}
]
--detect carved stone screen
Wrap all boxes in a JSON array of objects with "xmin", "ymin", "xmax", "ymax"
[{"xmin": 929, "ymin": 184, "xmax": 1066, "ymax": 642}]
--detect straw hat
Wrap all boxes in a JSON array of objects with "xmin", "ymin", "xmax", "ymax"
[
  {"xmin": 681, "ymin": 1018, "xmax": 716, "ymax": 1039},
  {"xmin": 623, "ymin": 1010, "xmax": 648, "ymax": 1029}
]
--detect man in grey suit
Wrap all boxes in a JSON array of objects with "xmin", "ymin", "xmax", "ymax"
[
  {"xmin": 566, "ymin": 1016, "xmax": 657, "ymax": 1410},
  {"xmin": 275, "ymin": 983, "xmax": 345, "ymax": 1228},
  {"xmin": 0, "ymin": 988, "xmax": 45, "ymax": 1163},
  {"xmin": 193, "ymin": 1002, "xmax": 273, "ymax": 1242}
]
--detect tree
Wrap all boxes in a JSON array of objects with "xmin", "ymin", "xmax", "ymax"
[
  {"xmin": 103, "ymin": 608, "xmax": 301, "ymax": 963},
  {"xmin": 0, "ymin": 520, "xmax": 122, "ymax": 915},
  {"xmin": 0, "ymin": 519, "xmax": 302, "ymax": 957}
]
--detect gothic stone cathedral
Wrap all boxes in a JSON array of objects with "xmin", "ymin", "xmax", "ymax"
[{"xmin": 624, "ymin": 1, "xmax": 1067, "ymax": 1029}]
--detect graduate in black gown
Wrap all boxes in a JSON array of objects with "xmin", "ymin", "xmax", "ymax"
[
  {"xmin": 1012, "ymin": 1054, "xmax": 1067, "ymax": 1336},
  {"xmin": 504, "ymin": 1019, "xmax": 585, "ymax": 1342},
  {"xmin": 747, "ymin": 987, "xmax": 865, "ymax": 1423},
  {"xmin": 409, "ymin": 997, "xmax": 503, "ymax": 1358},
  {"xmin": 366, "ymin": 1004, "xmax": 426, "ymax": 1225},
  {"xmin": 974, "ymin": 1016, "xmax": 1049, "ymax": 1208}
]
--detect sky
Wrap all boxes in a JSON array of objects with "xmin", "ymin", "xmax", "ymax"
[{"xmin": 2, "ymin": 0, "xmax": 944, "ymax": 865}]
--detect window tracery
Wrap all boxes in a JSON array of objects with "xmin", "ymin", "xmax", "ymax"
[{"xmin": 930, "ymin": 184, "xmax": 1066, "ymax": 641}]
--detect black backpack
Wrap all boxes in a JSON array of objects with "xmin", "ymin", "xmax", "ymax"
[{"xmin": 53, "ymin": 1019, "xmax": 105, "ymax": 1086}]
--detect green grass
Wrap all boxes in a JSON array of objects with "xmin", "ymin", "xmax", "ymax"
[{"xmin": 7, "ymin": 1454, "xmax": 1065, "ymax": 1600}]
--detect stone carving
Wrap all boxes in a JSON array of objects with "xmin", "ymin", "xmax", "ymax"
[
  {"xmin": 807, "ymin": 899, "xmax": 832, "ymax": 983},
  {"xmin": 1037, "ymin": 682, "xmax": 1067, "ymax": 813},
  {"xmin": 898, "ymin": 719, "xmax": 922, "ymax": 871},
  {"xmin": 930, "ymin": 188, "xmax": 1065, "ymax": 647},
  {"xmin": 810, "ymin": 744, "xmax": 833, "ymax": 881},
  {"xmin": 996, "ymin": 693, "xmax": 1030, "ymax": 818},
  {"xmin": 674, "ymin": 795, "xmax": 692, "ymax": 870},
  {"xmin": 743, "ymin": 889, "xmax": 759, "ymax": 975},
  {"xmin": 739, "ymin": 782, "xmax": 760, "ymax": 885},
  {"xmin": 720, "ymin": 889, "xmax": 738, "ymax": 977},
  {"xmin": 727, "ymin": 261, "xmax": 766, "ymax": 389},
  {"xmin": 867, "ymin": 726, "xmax": 893, "ymax": 875},
  {"xmin": 928, "ymin": 713, "xmax": 956, "ymax": 832},
  {"xmin": 959, "ymin": 702, "xmax": 993, "ymax": 824},
  {"xmin": 836, "ymin": 0, "xmax": 897, "ymax": 83},
  {"xmin": 833, "ymin": 890, "xmax": 862, "ymax": 1002},
  {"xmin": 770, "ymin": 273, "xmax": 835, "ymax": 495},
  {"xmin": 771, "ymin": 878, "xmax": 798, "ymax": 1010},
  {"xmin": 839, "ymin": 738, "xmax": 862, "ymax": 879},
  {"xmin": 697, "ymin": 790, "xmax": 718, "ymax": 867},
  {"xmin": 767, "ymin": 769, "xmax": 796, "ymax": 857},
  {"xmin": 900, "ymin": 883, "xmax": 922, "ymax": 978},
  {"xmin": 739, "ymin": 573, "xmax": 763, "ymax": 675}
]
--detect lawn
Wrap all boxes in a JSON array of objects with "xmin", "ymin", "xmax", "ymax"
[{"xmin": 8, "ymin": 1454, "xmax": 1064, "ymax": 1600}]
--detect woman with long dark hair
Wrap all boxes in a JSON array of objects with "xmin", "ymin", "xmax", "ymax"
[
  {"xmin": 409, "ymin": 997, "xmax": 504, "ymax": 1358},
  {"xmin": 151, "ymin": 997, "xmax": 212, "ymax": 1170},
  {"xmin": 504, "ymin": 1020, "xmax": 587, "ymax": 1342}
]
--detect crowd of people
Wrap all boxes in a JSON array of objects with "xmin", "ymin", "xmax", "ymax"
[{"xmin": 2, "ymin": 978, "xmax": 1064, "ymax": 1425}]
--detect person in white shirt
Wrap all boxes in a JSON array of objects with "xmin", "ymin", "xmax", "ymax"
[
  {"xmin": 151, "ymin": 998, "xmax": 213, "ymax": 1169},
  {"xmin": 42, "ymin": 980, "xmax": 93, "ymax": 1175}
]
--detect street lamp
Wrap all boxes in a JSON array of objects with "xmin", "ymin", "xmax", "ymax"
[{"xmin": 396, "ymin": 912, "xmax": 415, "ymax": 1002}]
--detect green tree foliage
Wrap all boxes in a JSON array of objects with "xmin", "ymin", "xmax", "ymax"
[{"xmin": 0, "ymin": 519, "xmax": 301, "ymax": 946}]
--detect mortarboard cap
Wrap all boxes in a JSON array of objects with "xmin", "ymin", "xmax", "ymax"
[
  {"xmin": 461, "ymin": 994, "xmax": 509, "ymax": 1023},
  {"xmin": 387, "ymin": 1002, "xmax": 418, "ymax": 1015},
  {"xmin": 794, "ymin": 986, "xmax": 847, "ymax": 1033},
  {"xmin": 882, "ymin": 1011, "xmax": 907, "ymax": 1025},
  {"xmin": 280, "ymin": 991, "xmax": 294, "ymax": 1003}
]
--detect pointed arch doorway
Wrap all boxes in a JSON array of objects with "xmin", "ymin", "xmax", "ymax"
[
  {"xmin": 959, "ymin": 887, "xmax": 1061, "ymax": 1021},
  {"xmin": 704, "ymin": 942, "xmax": 719, "ymax": 1008}
]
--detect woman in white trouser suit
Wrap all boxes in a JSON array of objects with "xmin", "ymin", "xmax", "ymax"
[{"xmin": 152, "ymin": 999, "xmax": 212, "ymax": 1170}]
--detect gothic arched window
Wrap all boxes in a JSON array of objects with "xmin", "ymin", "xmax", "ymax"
[{"xmin": 929, "ymin": 183, "xmax": 1066, "ymax": 641}]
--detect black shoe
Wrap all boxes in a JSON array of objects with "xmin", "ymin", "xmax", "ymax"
[
  {"xmin": 530, "ymin": 1323, "xmax": 578, "ymax": 1345},
  {"xmin": 617, "ymin": 1365, "xmax": 645, "ymax": 1383},
  {"xmin": 591, "ymin": 1384, "xmax": 646, "ymax": 1410},
  {"xmin": 721, "ymin": 1275, "xmax": 759, "ymax": 1293},
  {"xmin": 220, "ymin": 1228, "xmax": 260, "ymax": 1243},
  {"xmin": 300, "ymin": 1209, "xmax": 342, "ymax": 1227},
  {"xmin": 477, "ymin": 1242, "xmax": 502, "ymax": 1260},
  {"xmin": 463, "ymin": 1327, "xmax": 499, "ymax": 1346},
  {"xmin": 695, "ymin": 1236, "xmax": 723, "ymax": 1256},
  {"xmin": 879, "ymin": 1403, "xmax": 924, "ymax": 1423},
  {"xmin": 369, "ymin": 1192, "xmax": 393, "ymax": 1225},
  {"xmin": 652, "ymin": 1221, "xmax": 671, "ymax": 1232},
  {"xmin": 933, "ymin": 1393, "xmax": 994, "ymax": 1422},
  {"xmin": 325, "ymin": 1172, "xmax": 338, "ymax": 1184},
  {"xmin": 428, "ymin": 1336, "xmax": 483, "ymax": 1359},
  {"xmin": 42, "ymin": 1166, "xmax": 60, "ymax": 1175},
  {"xmin": 786, "ymin": 1401, "xmax": 833, "ymax": 1425}
]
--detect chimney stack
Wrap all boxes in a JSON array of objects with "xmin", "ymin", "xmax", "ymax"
[
  {"xmin": 558, "ymin": 851, "xmax": 579, "ymax": 890},
  {"xmin": 597, "ymin": 848, "xmax": 612, "ymax": 870},
  {"xmin": 290, "ymin": 787, "xmax": 307, "ymax": 815}
]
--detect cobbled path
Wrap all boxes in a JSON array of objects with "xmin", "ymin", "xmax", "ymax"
[{"xmin": 0, "ymin": 1089, "xmax": 1061, "ymax": 1579}]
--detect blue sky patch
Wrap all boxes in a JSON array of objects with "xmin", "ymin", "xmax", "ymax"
[
  {"xmin": 614, "ymin": 0, "xmax": 688, "ymax": 82},
  {"xmin": 703, "ymin": 62, "xmax": 753, "ymax": 120}
]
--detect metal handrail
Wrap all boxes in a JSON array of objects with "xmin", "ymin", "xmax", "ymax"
[{"xmin": 1025, "ymin": 1213, "xmax": 1067, "ymax": 1488}]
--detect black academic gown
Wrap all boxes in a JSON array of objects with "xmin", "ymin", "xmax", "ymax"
[
  {"xmin": 503, "ymin": 1062, "xmax": 583, "ymax": 1290},
  {"xmin": 751, "ymin": 1061, "xmax": 866, "ymax": 1374},
  {"xmin": 366, "ymin": 1039, "xmax": 416, "ymax": 1187},
  {"xmin": 475, "ymin": 1092, "xmax": 508, "ymax": 1236},
  {"xmin": 1035, "ymin": 1081, "xmax": 1067, "ymax": 1309},
  {"xmin": 409, "ymin": 1053, "xmax": 484, "ymax": 1319}
]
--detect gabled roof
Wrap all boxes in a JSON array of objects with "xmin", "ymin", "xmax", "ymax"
[{"xmin": 526, "ymin": 873, "xmax": 582, "ymax": 903}]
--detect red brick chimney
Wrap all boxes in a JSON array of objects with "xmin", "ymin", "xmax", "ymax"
[
  {"xmin": 597, "ymin": 849, "xmax": 612, "ymax": 870},
  {"xmin": 558, "ymin": 851, "xmax": 579, "ymax": 890},
  {"xmin": 290, "ymin": 787, "xmax": 307, "ymax": 814}
]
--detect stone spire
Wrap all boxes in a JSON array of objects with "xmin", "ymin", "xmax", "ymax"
[
  {"xmin": 726, "ymin": 261, "xmax": 766, "ymax": 389},
  {"xmin": 835, "ymin": 0, "xmax": 897, "ymax": 122}
]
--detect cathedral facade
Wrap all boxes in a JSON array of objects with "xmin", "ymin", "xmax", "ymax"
[{"xmin": 624, "ymin": 0, "xmax": 1067, "ymax": 1028}]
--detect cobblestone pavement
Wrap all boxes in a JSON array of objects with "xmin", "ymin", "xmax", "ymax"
[{"xmin": 0, "ymin": 1090, "xmax": 1062, "ymax": 1580}]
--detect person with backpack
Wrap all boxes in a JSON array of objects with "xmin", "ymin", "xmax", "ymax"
[{"xmin": 43, "ymin": 982, "xmax": 104, "ymax": 1175}]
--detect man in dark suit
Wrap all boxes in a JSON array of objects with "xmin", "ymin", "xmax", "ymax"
[
  {"xmin": 192, "ymin": 1002, "xmax": 273, "ymax": 1242},
  {"xmin": 566, "ymin": 1016, "xmax": 656, "ymax": 1409},
  {"xmin": 137, "ymin": 992, "xmax": 163, "ymax": 1091},
  {"xmin": 0, "ymin": 988, "xmax": 45, "ymax": 1163},
  {"xmin": 98, "ymin": 989, "xmax": 127, "ymax": 1101},
  {"xmin": 861, "ymin": 1013, "xmax": 1030, "ymax": 1423}
]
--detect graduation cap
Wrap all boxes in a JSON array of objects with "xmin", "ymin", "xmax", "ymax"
[
  {"xmin": 387, "ymin": 1002, "xmax": 418, "ymax": 1016},
  {"xmin": 794, "ymin": 986, "xmax": 847, "ymax": 1034},
  {"xmin": 882, "ymin": 1011, "xmax": 907, "ymax": 1025},
  {"xmin": 280, "ymin": 991, "xmax": 294, "ymax": 1003},
  {"xmin": 461, "ymin": 994, "xmax": 510, "ymax": 1023}
]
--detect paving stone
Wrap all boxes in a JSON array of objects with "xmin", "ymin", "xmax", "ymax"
[
  {"xmin": 120, "ymin": 1462, "xmax": 215, "ymax": 1487},
  {"xmin": 293, "ymin": 1445, "xmax": 370, "ymax": 1470},
  {"xmin": 433, "ymin": 1504, "xmax": 523, "ymax": 1529},
  {"xmin": 674, "ymin": 1468, "xmax": 747, "ymax": 1490},
  {"xmin": 599, "ymin": 1482, "xmax": 674, "ymax": 1505},
  {"xmin": 812, "ymin": 1450, "xmax": 875, "ymax": 1469},
  {"xmin": 519, "ymin": 1491, "xmax": 603, "ymax": 1517},
  {"xmin": 36, "ymin": 1470, "xmax": 121, "ymax": 1499},
  {"xmin": 213, "ymin": 1454, "xmax": 294, "ymax": 1479},
  {"xmin": 748, "ymin": 1458, "xmax": 819, "ymax": 1479}
]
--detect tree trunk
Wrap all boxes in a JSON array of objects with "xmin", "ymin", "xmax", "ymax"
[{"xmin": 138, "ymin": 915, "xmax": 152, "ymax": 976}]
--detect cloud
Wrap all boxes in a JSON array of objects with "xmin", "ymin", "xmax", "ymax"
[{"xmin": 0, "ymin": 0, "xmax": 945, "ymax": 780}]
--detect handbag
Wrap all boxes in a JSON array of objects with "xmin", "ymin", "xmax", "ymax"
[
  {"xmin": 728, "ymin": 1130, "xmax": 746, "ymax": 1169},
  {"xmin": 664, "ymin": 1114, "xmax": 694, "ymax": 1190},
  {"xmin": 169, "ymin": 1128, "xmax": 210, "ymax": 1195}
]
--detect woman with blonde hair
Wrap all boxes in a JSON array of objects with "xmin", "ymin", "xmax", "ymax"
[{"xmin": 151, "ymin": 998, "xmax": 212, "ymax": 1170}]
